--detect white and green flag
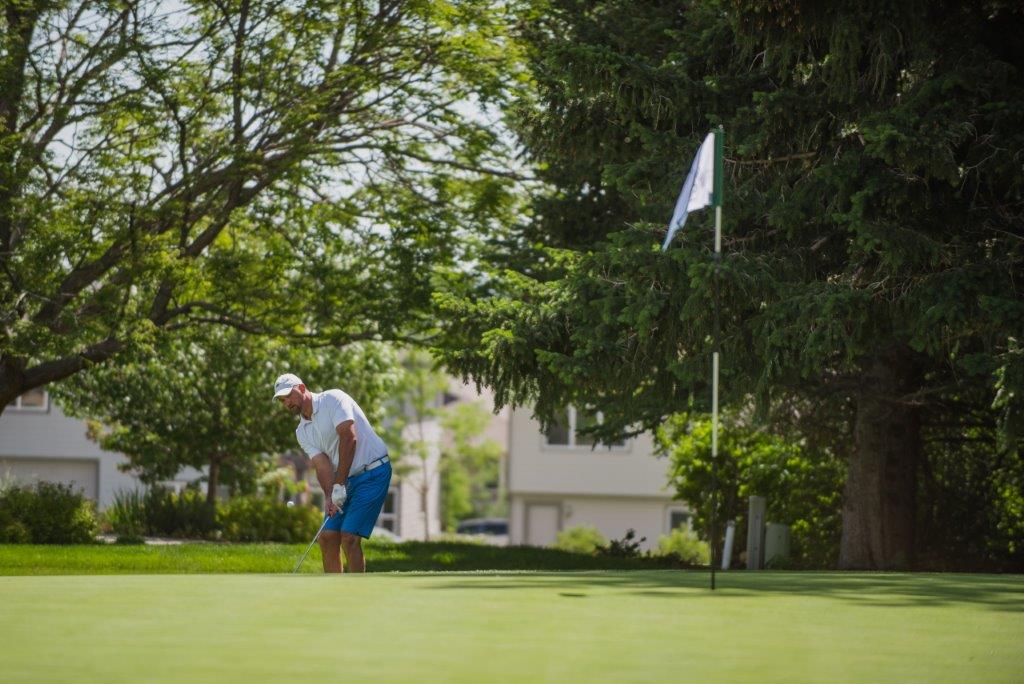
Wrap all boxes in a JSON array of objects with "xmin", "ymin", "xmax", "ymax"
[{"xmin": 661, "ymin": 130, "xmax": 724, "ymax": 250}]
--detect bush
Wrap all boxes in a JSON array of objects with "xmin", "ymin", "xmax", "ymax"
[
  {"xmin": 143, "ymin": 487, "xmax": 218, "ymax": 539},
  {"xmin": 657, "ymin": 525, "xmax": 710, "ymax": 566},
  {"xmin": 107, "ymin": 489, "xmax": 147, "ymax": 538},
  {"xmin": 554, "ymin": 525, "xmax": 607, "ymax": 554},
  {"xmin": 599, "ymin": 529, "xmax": 646, "ymax": 558},
  {"xmin": 114, "ymin": 534, "xmax": 146, "ymax": 545},
  {"xmin": 660, "ymin": 414, "xmax": 845, "ymax": 568},
  {"xmin": 1, "ymin": 519, "xmax": 30, "ymax": 543},
  {"xmin": 217, "ymin": 496, "xmax": 321, "ymax": 542},
  {"xmin": 0, "ymin": 505, "xmax": 30, "ymax": 543},
  {"xmin": 0, "ymin": 481, "xmax": 98, "ymax": 544}
]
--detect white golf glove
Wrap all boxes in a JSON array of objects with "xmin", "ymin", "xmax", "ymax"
[{"xmin": 331, "ymin": 483, "xmax": 348, "ymax": 509}]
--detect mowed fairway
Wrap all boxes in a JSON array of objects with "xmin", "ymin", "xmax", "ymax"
[{"xmin": 1, "ymin": 571, "xmax": 1021, "ymax": 683}]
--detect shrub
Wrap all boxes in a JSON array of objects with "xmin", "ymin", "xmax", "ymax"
[
  {"xmin": 143, "ymin": 487, "xmax": 218, "ymax": 539},
  {"xmin": 115, "ymin": 534, "xmax": 146, "ymax": 545},
  {"xmin": 1, "ymin": 519, "xmax": 30, "ymax": 543},
  {"xmin": 554, "ymin": 525, "xmax": 607, "ymax": 554},
  {"xmin": 107, "ymin": 489, "xmax": 147, "ymax": 538},
  {"xmin": 657, "ymin": 525, "xmax": 710, "ymax": 566},
  {"xmin": 217, "ymin": 496, "xmax": 321, "ymax": 542},
  {"xmin": 0, "ymin": 481, "xmax": 98, "ymax": 544},
  {"xmin": 599, "ymin": 529, "xmax": 646, "ymax": 558},
  {"xmin": 0, "ymin": 506, "xmax": 30, "ymax": 543},
  {"xmin": 660, "ymin": 414, "xmax": 844, "ymax": 568}
]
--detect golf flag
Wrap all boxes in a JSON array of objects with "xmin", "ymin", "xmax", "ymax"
[{"xmin": 661, "ymin": 129, "xmax": 724, "ymax": 250}]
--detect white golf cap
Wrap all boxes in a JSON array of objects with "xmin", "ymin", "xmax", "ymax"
[{"xmin": 272, "ymin": 373, "xmax": 304, "ymax": 399}]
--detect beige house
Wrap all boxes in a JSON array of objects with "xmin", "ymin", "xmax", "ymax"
[
  {"xmin": 0, "ymin": 389, "xmax": 151, "ymax": 508},
  {"xmin": 507, "ymin": 406, "xmax": 689, "ymax": 552},
  {"xmin": 0, "ymin": 387, "xmax": 443, "ymax": 542},
  {"xmin": 382, "ymin": 379, "xmax": 510, "ymax": 540}
]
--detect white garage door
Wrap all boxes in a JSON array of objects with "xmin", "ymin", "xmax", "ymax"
[
  {"xmin": 1, "ymin": 458, "xmax": 99, "ymax": 500},
  {"xmin": 526, "ymin": 503, "xmax": 560, "ymax": 547}
]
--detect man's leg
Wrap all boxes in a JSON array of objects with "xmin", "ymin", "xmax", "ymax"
[
  {"xmin": 339, "ymin": 532, "xmax": 365, "ymax": 573},
  {"xmin": 319, "ymin": 531, "xmax": 343, "ymax": 573}
]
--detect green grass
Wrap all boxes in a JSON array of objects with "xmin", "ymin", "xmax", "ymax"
[
  {"xmin": 0, "ymin": 540, "xmax": 675, "ymax": 574},
  {"xmin": 0, "ymin": 570, "xmax": 1020, "ymax": 683}
]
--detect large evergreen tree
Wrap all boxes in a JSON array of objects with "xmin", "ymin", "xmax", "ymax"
[{"xmin": 438, "ymin": 0, "xmax": 1024, "ymax": 569}]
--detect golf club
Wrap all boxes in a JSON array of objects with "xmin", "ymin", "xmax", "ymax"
[{"xmin": 292, "ymin": 511, "xmax": 333, "ymax": 574}]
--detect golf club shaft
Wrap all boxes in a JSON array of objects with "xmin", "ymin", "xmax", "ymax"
[{"xmin": 292, "ymin": 514, "xmax": 332, "ymax": 574}]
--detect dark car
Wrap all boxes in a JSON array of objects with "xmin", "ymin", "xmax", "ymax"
[{"xmin": 456, "ymin": 518, "xmax": 509, "ymax": 544}]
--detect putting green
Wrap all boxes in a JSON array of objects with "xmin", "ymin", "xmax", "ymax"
[{"xmin": 1, "ymin": 571, "xmax": 1021, "ymax": 683}]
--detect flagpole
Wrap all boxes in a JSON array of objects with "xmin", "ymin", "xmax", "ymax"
[
  {"xmin": 660, "ymin": 126, "xmax": 722, "ymax": 590},
  {"xmin": 710, "ymin": 127, "xmax": 724, "ymax": 591},
  {"xmin": 711, "ymin": 204, "xmax": 721, "ymax": 591}
]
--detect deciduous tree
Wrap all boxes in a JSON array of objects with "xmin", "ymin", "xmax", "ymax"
[{"xmin": 1, "ymin": 0, "xmax": 523, "ymax": 406}]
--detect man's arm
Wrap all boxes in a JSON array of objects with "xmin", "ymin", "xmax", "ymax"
[
  {"xmin": 334, "ymin": 419, "xmax": 357, "ymax": 486},
  {"xmin": 311, "ymin": 453, "xmax": 337, "ymax": 514}
]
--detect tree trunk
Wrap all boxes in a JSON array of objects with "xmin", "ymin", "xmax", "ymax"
[
  {"xmin": 207, "ymin": 459, "xmax": 221, "ymax": 504},
  {"xmin": 839, "ymin": 351, "xmax": 920, "ymax": 570},
  {"xmin": 421, "ymin": 478, "xmax": 430, "ymax": 542}
]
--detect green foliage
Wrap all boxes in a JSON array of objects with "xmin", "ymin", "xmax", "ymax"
[
  {"xmin": 599, "ymin": 529, "xmax": 646, "ymax": 559},
  {"xmin": 389, "ymin": 354, "xmax": 506, "ymax": 536},
  {"xmin": 0, "ymin": 519, "xmax": 30, "ymax": 544},
  {"xmin": 257, "ymin": 468, "xmax": 308, "ymax": 504},
  {"xmin": 386, "ymin": 350, "xmax": 451, "ymax": 539},
  {"xmin": 0, "ymin": 540, "xmax": 689, "ymax": 575},
  {"xmin": 554, "ymin": 524, "xmax": 607, "ymax": 554},
  {"xmin": 0, "ymin": 482, "xmax": 99, "ymax": 544},
  {"xmin": 657, "ymin": 526, "xmax": 711, "ymax": 566},
  {"xmin": 142, "ymin": 488, "xmax": 218, "ymax": 540},
  {"xmin": 114, "ymin": 535, "xmax": 146, "ymax": 546},
  {"xmin": 441, "ymin": 464, "xmax": 473, "ymax": 532},
  {"xmin": 217, "ymin": 497, "xmax": 321, "ymax": 543},
  {"xmin": 1, "ymin": 0, "xmax": 527, "ymax": 408},
  {"xmin": 389, "ymin": 350, "xmax": 451, "ymax": 474},
  {"xmin": 917, "ymin": 426, "xmax": 1024, "ymax": 571},
  {"xmin": 107, "ymin": 490, "xmax": 147, "ymax": 539},
  {"xmin": 107, "ymin": 486, "xmax": 324, "ymax": 543},
  {"xmin": 53, "ymin": 329, "xmax": 402, "ymax": 502},
  {"xmin": 660, "ymin": 414, "xmax": 844, "ymax": 568},
  {"xmin": 437, "ymin": 0, "xmax": 1024, "ymax": 568},
  {"xmin": 440, "ymin": 401, "xmax": 505, "ymax": 527}
]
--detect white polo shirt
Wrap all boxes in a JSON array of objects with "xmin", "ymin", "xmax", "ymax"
[{"xmin": 295, "ymin": 389, "xmax": 388, "ymax": 472}]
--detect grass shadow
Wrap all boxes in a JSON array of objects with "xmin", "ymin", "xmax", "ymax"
[{"xmin": 415, "ymin": 570, "xmax": 1024, "ymax": 612}]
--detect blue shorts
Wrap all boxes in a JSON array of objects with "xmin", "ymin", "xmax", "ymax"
[{"xmin": 324, "ymin": 461, "xmax": 392, "ymax": 538}]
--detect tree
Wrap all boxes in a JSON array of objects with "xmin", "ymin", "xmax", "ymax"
[
  {"xmin": 389, "ymin": 349, "xmax": 449, "ymax": 539},
  {"xmin": 659, "ymin": 411, "xmax": 845, "ymax": 568},
  {"xmin": 53, "ymin": 327, "xmax": 401, "ymax": 503},
  {"xmin": 437, "ymin": 0, "xmax": 1024, "ymax": 569},
  {"xmin": 439, "ymin": 400, "xmax": 503, "ymax": 530},
  {"xmin": 0, "ymin": 0, "xmax": 524, "ymax": 407}
]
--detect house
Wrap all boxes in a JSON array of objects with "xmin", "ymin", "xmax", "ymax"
[
  {"xmin": 372, "ymin": 378, "xmax": 510, "ymax": 541},
  {"xmin": 1, "ymin": 379, "xmax": 514, "ymax": 544},
  {"xmin": 507, "ymin": 405, "xmax": 690, "ymax": 552},
  {"xmin": 0, "ymin": 386, "xmax": 436, "ymax": 539},
  {"xmin": 0, "ymin": 388, "xmax": 149, "ymax": 508}
]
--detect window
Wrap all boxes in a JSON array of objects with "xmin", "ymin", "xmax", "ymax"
[
  {"xmin": 544, "ymin": 406, "xmax": 626, "ymax": 449},
  {"xmin": 7, "ymin": 388, "xmax": 49, "ymax": 412},
  {"xmin": 376, "ymin": 486, "xmax": 399, "ymax": 533},
  {"xmin": 543, "ymin": 408, "xmax": 571, "ymax": 445},
  {"xmin": 668, "ymin": 509, "xmax": 691, "ymax": 532}
]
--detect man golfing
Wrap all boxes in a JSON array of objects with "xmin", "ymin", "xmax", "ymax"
[{"xmin": 273, "ymin": 373, "xmax": 392, "ymax": 573}]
